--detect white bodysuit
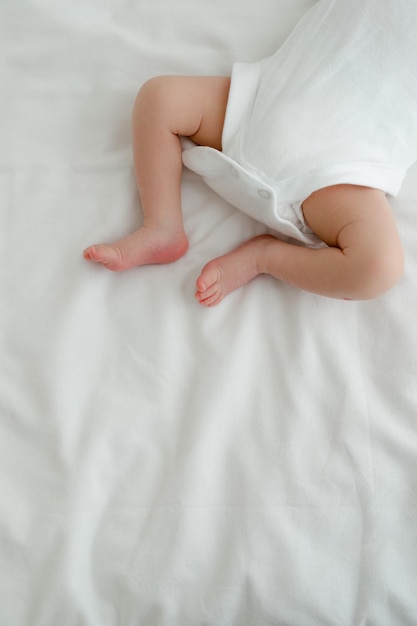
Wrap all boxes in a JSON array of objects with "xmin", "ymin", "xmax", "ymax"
[{"xmin": 182, "ymin": 0, "xmax": 417, "ymax": 247}]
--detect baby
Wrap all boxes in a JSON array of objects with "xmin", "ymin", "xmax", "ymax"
[{"xmin": 84, "ymin": 0, "xmax": 417, "ymax": 306}]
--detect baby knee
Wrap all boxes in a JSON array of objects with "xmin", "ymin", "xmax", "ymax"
[
  {"xmin": 135, "ymin": 76, "xmax": 168, "ymax": 108},
  {"xmin": 356, "ymin": 241, "xmax": 404, "ymax": 299}
]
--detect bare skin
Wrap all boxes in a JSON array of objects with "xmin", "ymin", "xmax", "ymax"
[
  {"xmin": 84, "ymin": 75, "xmax": 404, "ymax": 303},
  {"xmin": 83, "ymin": 76, "xmax": 229, "ymax": 271},
  {"xmin": 196, "ymin": 185, "xmax": 404, "ymax": 304}
]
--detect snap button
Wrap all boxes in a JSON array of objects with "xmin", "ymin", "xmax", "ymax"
[
  {"xmin": 230, "ymin": 166, "xmax": 239, "ymax": 179},
  {"xmin": 257, "ymin": 189, "xmax": 271, "ymax": 200}
]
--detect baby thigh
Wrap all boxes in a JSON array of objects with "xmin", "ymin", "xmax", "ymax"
[
  {"xmin": 302, "ymin": 184, "xmax": 405, "ymax": 299},
  {"xmin": 134, "ymin": 75, "xmax": 230, "ymax": 149}
]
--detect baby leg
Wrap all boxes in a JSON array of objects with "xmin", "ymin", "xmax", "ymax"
[
  {"xmin": 84, "ymin": 75, "xmax": 230, "ymax": 270},
  {"xmin": 196, "ymin": 185, "xmax": 404, "ymax": 304}
]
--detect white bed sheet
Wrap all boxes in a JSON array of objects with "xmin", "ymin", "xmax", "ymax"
[{"xmin": 1, "ymin": 1, "xmax": 417, "ymax": 624}]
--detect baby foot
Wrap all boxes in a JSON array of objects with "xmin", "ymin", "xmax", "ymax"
[
  {"xmin": 83, "ymin": 226, "xmax": 189, "ymax": 271},
  {"xmin": 195, "ymin": 235, "xmax": 274, "ymax": 306}
]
